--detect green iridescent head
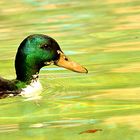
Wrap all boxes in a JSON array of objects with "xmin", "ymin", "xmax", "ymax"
[{"xmin": 15, "ymin": 34, "xmax": 87, "ymax": 83}]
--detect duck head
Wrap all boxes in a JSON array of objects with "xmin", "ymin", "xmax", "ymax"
[{"xmin": 15, "ymin": 34, "xmax": 88, "ymax": 83}]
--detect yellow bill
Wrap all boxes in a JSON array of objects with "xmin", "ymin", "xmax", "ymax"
[{"xmin": 54, "ymin": 51, "xmax": 88, "ymax": 73}]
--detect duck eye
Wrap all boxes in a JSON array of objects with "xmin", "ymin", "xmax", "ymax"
[
  {"xmin": 44, "ymin": 44, "xmax": 48, "ymax": 47},
  {"xmin": 41, "ymin": 44, "xmax": 50, "ymax": 50}
]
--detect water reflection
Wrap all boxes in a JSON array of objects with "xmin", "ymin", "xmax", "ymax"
[{"xmin": 0, "ymin": 0, "xmax": 140, "ymax": 139}]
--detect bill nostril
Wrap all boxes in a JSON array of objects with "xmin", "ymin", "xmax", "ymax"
[
  {"xmin": 63, "ymin": 56, "xmax": 69, "ymax": 61},
  {"xmin": 65, "ymin": 57, "xmax": 68, "ymax": 61}
]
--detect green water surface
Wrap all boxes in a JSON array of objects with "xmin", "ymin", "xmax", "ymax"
[{"xmin": 0, "ymin": 0, "xmax": 140, "ymax": 140}]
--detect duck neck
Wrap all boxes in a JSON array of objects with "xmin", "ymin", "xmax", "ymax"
[
  {"xmin": 15, "ymin": 55, "xmax": 41, "ymax": 84},
  {"xmin": 16, "ymin": 65, "xmax": 40, "ymax": 84}
]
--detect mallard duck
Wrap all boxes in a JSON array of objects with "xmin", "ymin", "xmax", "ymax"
[{"xmin": 0, "ymin": 34, "xmax": 88, "ymax": 99}]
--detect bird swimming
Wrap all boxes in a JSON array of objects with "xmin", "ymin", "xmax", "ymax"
[{"xmin": 0, "ymin": 34, "xmax": 88, "ymax": 99}]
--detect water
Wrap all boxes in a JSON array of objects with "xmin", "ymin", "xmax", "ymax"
[{"xmin": 0, "ymin": 0, "xmax": 140, "ymax": 139}]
